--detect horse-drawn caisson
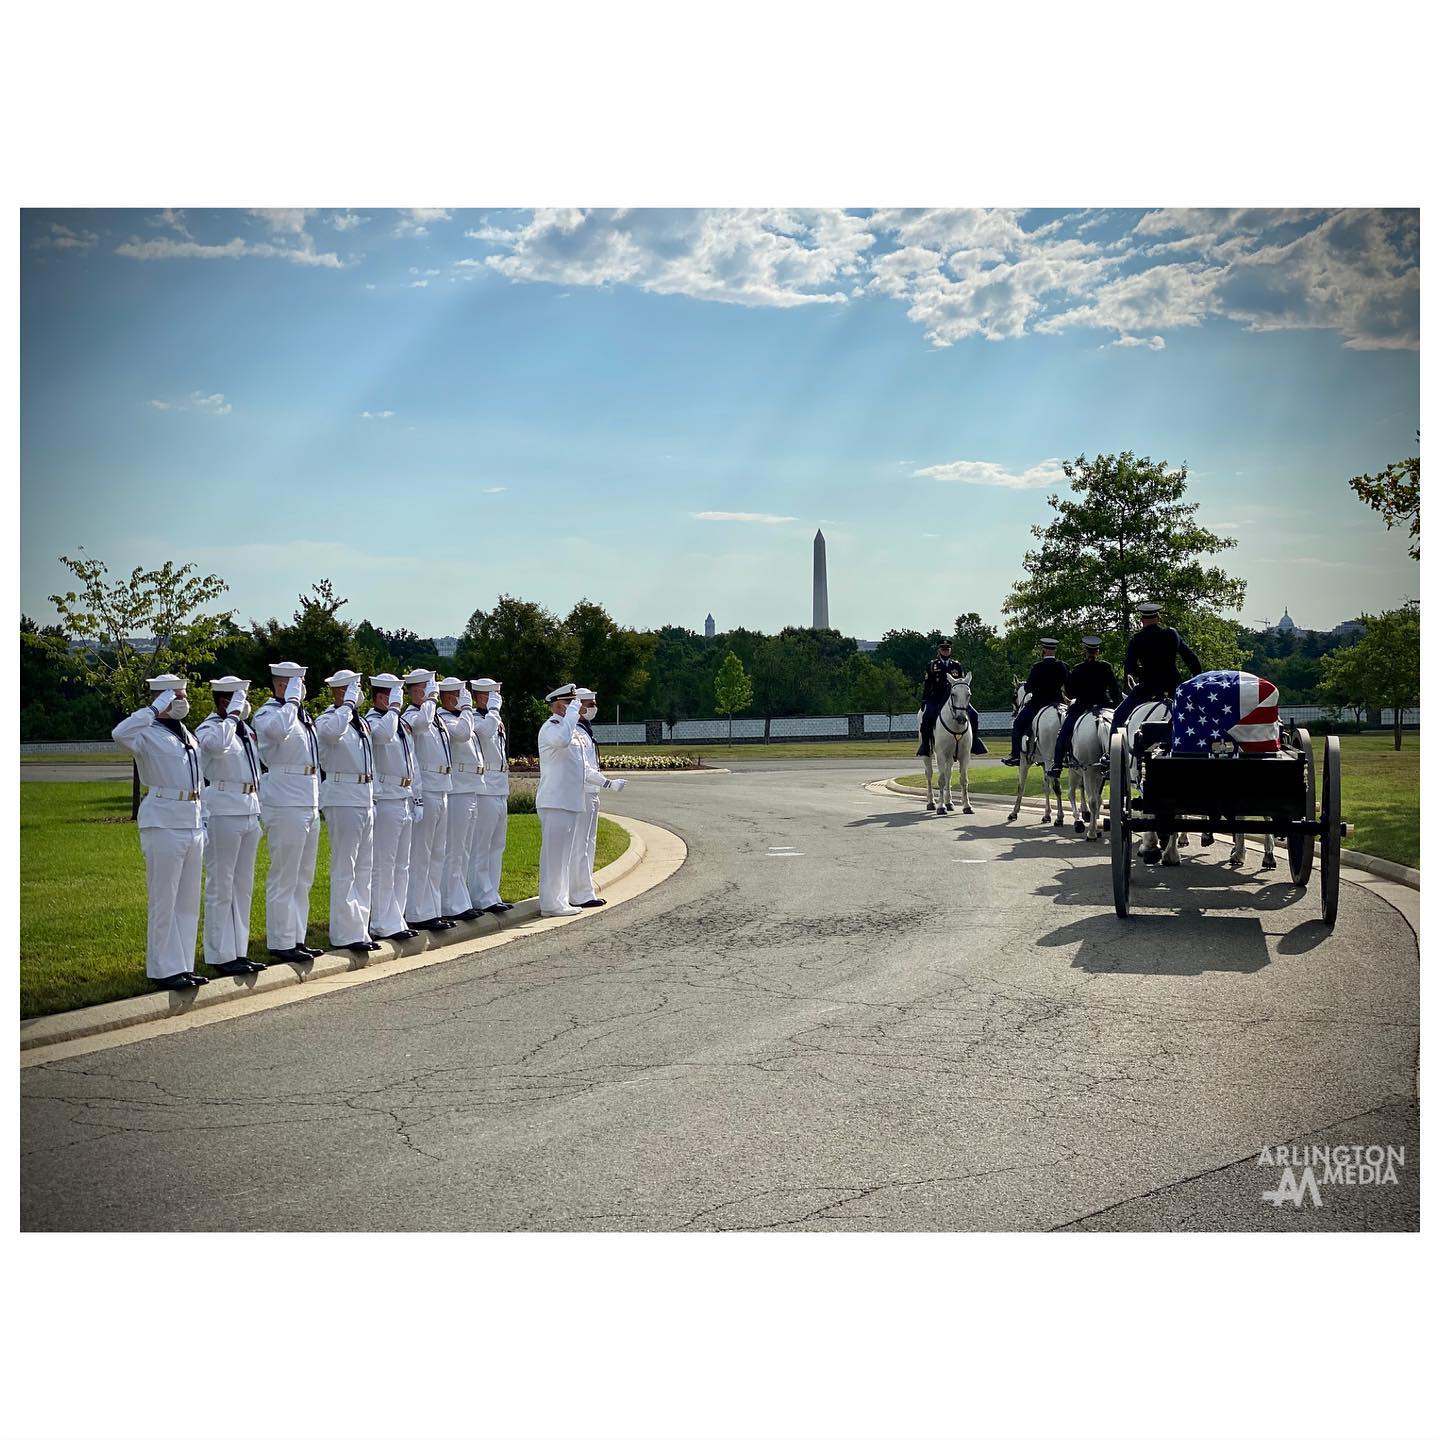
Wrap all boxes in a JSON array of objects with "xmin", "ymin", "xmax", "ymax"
[{"xmin": 1107, "ymin": 671, "xmax": 1348, "ymax": 925}]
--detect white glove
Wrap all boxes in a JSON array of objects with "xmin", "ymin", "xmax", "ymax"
[
  {"xmin": 284, "ymin": 675, "xmax": 303, "ymax": 704},
  {"xmin": 603, "ymin": 776, "xmax": 626, "ymax": 792},
  {"xmin": 343, "ymin": 678, "xmax": 361, "ymax": 707},
  {"xmin": 389, "ymin": 685, "xmax": 403, "ymax": 708},
  {"xmin": 237, "ymin": 697, "xmax": 252, "ymax": 720},
  {"xmin": 460, "ymin": 689, "xmax": 474, "ymax": 710},
  {"xmin": 491, "ymin": 692, "xmax": 503, "ymax": 713},
  {"xmin": 424, "ymin": 677, "xmax": 438, "ymax": 701},
  {"xmin": 151, "ymin": 689, "xmax": 176, "ymax": 715}
]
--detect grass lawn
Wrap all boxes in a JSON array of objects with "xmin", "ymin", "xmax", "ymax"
[
  {"xmin": 895, "ymin": 734, "xmax": 1419, "ymax": 869},
  {"xmin": 20, "ymin": 780, "xmax": 628, "ymax": 1019}
]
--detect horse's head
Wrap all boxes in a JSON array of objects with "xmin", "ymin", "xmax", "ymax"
[
  {"xmin": 948, "ymin": 671, "xmax": 972, "ymax": 711},
  {"xmin": 1012, "ymin": 678, "xmax": 1029, "ymax": 714}
]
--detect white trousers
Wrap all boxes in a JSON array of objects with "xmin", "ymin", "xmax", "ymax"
[
  {"xmin": 538, "ymin": 806, "xmax": 581, "ymax": 914},
  {"xmin": 568, "ymin": 796, "xmax": 602, "ymax": 904},
  {"xmin": 469, "ymin": 794, "xmax": 508, "ymax": 909},
  {"xmin": 443, "ymin": 791, "xmax": 479, "ymax": 915},
  {"xmin": 370, "ymin": 798, "xmax": 413, "ymax": 937},
  {"xmin": 406, "ymin": 790, "xmax": 448, "ymax": 922},
  {"xmin": 203, "ymin": 813, "xmax": 261, "ymax": 965},
  {"xmin": 323, "ymin": 804, "xmax": 374, "ymax": 946},
  {"xmin": 139, "ymin": 826, "xmax": 204, "ymax": 979},
  {"xmin": 261, "ymin": 804, "xmax": 319, "ymax": 951}
]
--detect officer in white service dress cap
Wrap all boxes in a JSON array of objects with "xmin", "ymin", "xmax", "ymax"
[
  {"xmin": 569, "ymin": 687, "xmax": 624, "ymax": 908},
  {"xmin": 252, "ymin": 661, "xmax": 325, "ymax": 963},
  {"xmin": 111, "ymin": 674, "xmax": 208, "ymax": 990},
  {"xmin": 195, "ymin": 676, "xmax": 267, "ymax": 975},
  {"xmin": 401, "ymin": 668, "xmax": 455, "ymax": 932},
  {"xmin": 316, "ymin": 669, "xmax": 379, "ymax": 954},
  {"xmin": 436, "ymin": 676, "xmax": 483, "ymax": 922},
  {"xmin": 365, "ymin": 672, "xmax": 419, "ymax": 943},
  {"xmin": 467, "ymin": 677, "xmax": 511, "ymax": 916}
]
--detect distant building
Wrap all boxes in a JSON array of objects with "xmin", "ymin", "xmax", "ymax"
[
  {"xmin": 812, "ymin": 529, "xmax": 829, "ymax": 629},
  {"xmin": 856, "ymin": 639, "xmax": 879, "ymax": 652},
  {"xmin": 435, "ymin": 636, "xmax": 458, "ymax": 657},
  {"xmin": 1330, "ymin": 618, "xmax": 1365, "ymax": 638},
  {"xmin": 705, "ymin": 613, "xmax": 716, "ymax": 639},
  {"xmin": 1267, "ymin": 608, "xmax": 1306, "ymax": 638},
  {"xmin": 68, "ymin": 635, "xmax": 159, "ymax": 655}
]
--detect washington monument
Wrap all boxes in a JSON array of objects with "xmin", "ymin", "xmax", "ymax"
[{"xmin": 812, "ymin": 528, "xmax": 829, "ymax": 629}]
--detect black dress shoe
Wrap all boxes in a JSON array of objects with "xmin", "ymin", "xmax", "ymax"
[
  {"xmin": 211, "ymin": 960, "xmax": 255, "ymax": 977},
  {"xmin": 436, "ymin": 918, "xmax": 457, "ymax": 929},
  {"xmin": 577, "ymin": 898, "xmax": 607, "ymax": 908},
  {"xmin": 345, "ymin": 941, "xmax": 374, "ymax": 955},
  {"xmin": 412, "ymin": 917, "xmax": 444, "ymax": 931},
  {"xmin": 239, "ymin": 956, "xmax": 269, "ymax": 970},
  {"xmin": 184, "ymin": 971, "xmax": 209, "ymax": 985},
  {"xmin": 381, "ymin": 931, "xmax": 412, "ymax": 942},
  {"xmin": 153, "ymin": 973, "xmax": 199, "ymax": 991},
  {"xmin": 483, "ymin": 904, "xmax": 508, "ymax": 916},
  {"xmin": 1001, "ymin": 756, "xmax": 1021, "ymax": 766},
  {"xmin": 301, "ymin": 945, "xmax": 325, "ymax": 958}
]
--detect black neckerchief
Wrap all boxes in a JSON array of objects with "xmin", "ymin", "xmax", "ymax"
[{"xmin": 155, "ymin": 715, "xmax": 199, "ymax": 790}]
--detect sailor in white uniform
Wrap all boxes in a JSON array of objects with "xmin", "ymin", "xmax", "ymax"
[
  {"xmin": 195, "ymin": 676, "xmax": 267, "ymax": 975},
  {"xmin": 437, "ymin": 676, "xmax": 483, "ymax": 922},
  {"xmin": 112, "ymin": 674, "xmax": 208, "ymax": 990},
  {"xmin": 467, "ymin": 677, "xmax": 511, "ymax": 916},
  {"xmin": 316, "ymin": 669, "xmax": 379, "ymax": 954},
  {"xmin": 365, "ymin": 672, "xmax": 419, "ymax": 943},
  {"xmin": 402, "ymin": 668, "xmax": 455, "ymax": 932},
  {"xmin": 568, "ymin": 686, "xmax": 623, "ymax": 908},
  {"xmin": 253, "ymin": 660, "xmax": 325, "ymax": 963}
]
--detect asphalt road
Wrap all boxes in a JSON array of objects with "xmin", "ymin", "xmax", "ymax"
[{"xmin": 21, "ymin": 761, "xmax": 1419, "ymax": 1231}]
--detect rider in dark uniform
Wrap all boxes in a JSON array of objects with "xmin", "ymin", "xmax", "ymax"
[
  {"xmin": 1110, "ymin": 601, "xmax": 1204, "ymax": 733},
  {"xmin": 916, "ymin": 638, "xmax": 988, "ymax": 757},
  {"xmin": 1002, "ymin": 638, "xmax": 1068, "ymax": 765},
  {"xmin": 1047, "ymin": 635, "xmax": 1122, "ymax": 778}
]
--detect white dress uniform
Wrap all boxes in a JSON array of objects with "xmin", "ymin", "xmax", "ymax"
[
  {"xmin": 402, "ymin": 669, "xmax": 453, "ymax": 925},
  {"xmin": 536, "ymin": 687, "xmax": 594, "ymax": 915},
  {"xmin": 468, "ymin": 679, "xmax": 509, "ymax": 912},
  {"xmin": 316, "ymin": 671, "xmax": 375, "ymax": 947},
  {"xmin": 195, "ymin": 681, "xmax": 263, "ymax": 967},
  {"xmin": 112, "ymin": 677, "xmax": 204, "ymax": 982},
  {"xmin": 253, "ymin": 661, "xmax": 322, "ymax": 955},
  {"xmin": 365, "ymin": 674, "xmax": 416, "ymax": 940},
  {"xmin": 437, "ymin": 679, "xmax": 484, "ymax": 918},
  {"xmin": 568, "ymin": 690, "xmax": 608, "ymax": 906}
]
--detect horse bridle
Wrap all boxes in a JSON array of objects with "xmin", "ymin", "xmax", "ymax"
[{"xmin": 938, "ymin": 682, "xmax": 971, "ymax": 737}]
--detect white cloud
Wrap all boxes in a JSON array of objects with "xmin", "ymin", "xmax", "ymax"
[
  {"xmin": 32, "ymin": 222, "xmax": 99, "ymax": 252},
  {"xmin": 409, "ymin": 280, "xmax": 429, "ymax": 288},
  {"xmin": 330, "ymin": 211, "xmax": 369, "ymax": 231},
  {"xmin": 118, "ymin": 223, "xmax": 345, "ymax": 269},
  {"xmin": 148, "ymin": 208, "xmax": 194, "ymax": 239},
  {"xmin": 360, "ymin": 409, "xmax": 395, "ymax": 420},
  {"xmin": 693, "ymin": 511, "xmax": 796, "ymax": 524},
  {"xmin": 481, "ymin": 486, "xmax": 506, "ymax": 493},
  {"xmin": 1108, "ymin": 334, "xmax": 1166, "ymax": 350},
  {"xmin": 395, "ymin": 208, "xmax": 452, "ymax": 238},
  {"xmin": 249, "ymin": 208, "xmax": 313, "ymax": 236},
  {"xmin": 150, "ymin": 391, "xmax": 232, "ymax": 415},
  {"xmin": 913, "ymin": 457, "xmax": 1066, "ymax": 490}
]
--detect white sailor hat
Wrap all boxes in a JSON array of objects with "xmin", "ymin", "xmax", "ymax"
[
  {"xmin": 1081, "ymin": 635, "xmax": 1102, "ymax": 648},
  {"xmin": 369, "ymin": 672, "xmax": 403, "ymax": 688},
  {"xmin": 546, "ymin": 683, "xmax": 577, "ymax": 703},
  {"xmin": 146, "ymin": 672, "xmax": 187, "ymax": 690},
  {"xmin": 1040, "ymin": 637, "xmax": 1059, "ymax": 648},
  {"xmin": 575, "ymin": 687, "xmax": 597, "ymax": 700},
  {"xmin": 436, "ymin": 676, "xmax": 465, "ymax": 693},
  {"xmin": 1137, "ymin": 601, "xmax": 1163, "ymax": 616},
  {"xmin": 208, "ymin": 675, "xmax": 251, "ymax": 692},
  {"xmin": 468, "ymin": 677, "xmax": 499, "ymax": 691},
  {"xmin": 269, "ymin": 660, "xmax": 307, "ymax": 678},
  {"xmin": 323, "ymin": 668, "xmax": 363, "ymax": 687},
  {"xmin": 401, "ymin": 668, "xmax": 434, "ymax": 685}
]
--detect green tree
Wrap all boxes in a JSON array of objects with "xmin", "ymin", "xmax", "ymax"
[
  {"xmin": 713, "ymin": 651, "xmax": 754, "ymax": 740},
  {"xmin": 750, "ymin": 634, "xmax": 828, "ymax": 740},
  {"xmin": 1318, "ymin": 644, "xmax": 1369, "ymax": 728},
  {"xmin": 48, "ymin": 553, "xmax": 234, "ymax": 817},
  {"xmin": 1002, "ymin": 452, "xmax": 1246, "ymax": 664},
  {"xmin": 873, "ymin": 658, "xmax": 918, "ymax": 734},
  {"xmin": 951, "ymin": 612, "xmax": 1014, "ymax": 709},
  {"xmin": 563, "ymin": 598, "xmax": 655, "ymax": 720},
  {"xmin": 454, "ymin": 596, "xmax": 578, "ymax": 747},
  {"xmin": 874, "ymin": 628, "xmax": 946, "ymax": 681},
  {"xmin": 250, "ymin": 579, "xmax": 358, "ymax": 693},
  {"xmin": 1349, "ymin": 433, "xmax": 1419, "ymax": 560},
  {"xmin": 1324, "ymin": 602, "xmax": 1419, "ymax": 750}
]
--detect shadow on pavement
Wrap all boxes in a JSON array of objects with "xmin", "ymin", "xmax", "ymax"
[
  {"xmin": 846, "ymin": 809, "xmax": 951, "ymax": 829},
  {"xmin": 1039, "ymin": 911, "xmax": 1273, "ymax": 975}
]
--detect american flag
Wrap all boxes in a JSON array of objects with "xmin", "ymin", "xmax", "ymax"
[{"xmin": 1171, "ymin": 670, "xmax": 1280, "ymax": 755}]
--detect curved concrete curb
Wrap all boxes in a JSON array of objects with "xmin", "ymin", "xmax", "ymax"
[{"xmin": 20, "ymin": 815, "xmax": 680, "ymax": 1059}]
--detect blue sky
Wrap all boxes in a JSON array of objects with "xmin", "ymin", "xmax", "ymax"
[{"xmin": 21, "ymin": 207, "xmax": 1419, "ymax": 641}]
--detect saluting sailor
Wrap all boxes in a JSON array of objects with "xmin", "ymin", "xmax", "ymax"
[
  {"xmin": 195, "ymin": 676, "xmax": 267, "ymax": 975},
  {"xmin": 569, "ymin": 687, "xmax": 625, "ymax": 908},
  {"xmin": 1002, "ymin": 638, "xmax": 1069, "ymax": 766},
  {"xmin": 401, "ymin": 668, "xmax": 455, "ymax": 932},
  {"xmin": 536, "ymin": 684, "xmax": 587, "ymax": 917},
  {"xmin": 1047, "ymin": 637, "xmax": 1122, "ymax": 778},
  {"xmin": 315, "ymin": 669, "xmax": 379, "ymax": 955},
  {"xmin": 917, "ymin": 638, "xmax": 987, "ymax": 758},
  {"xmin": 365, "ymin": 672, "xmax": 419, "ymax": 943},
  {"xmin": 467, "ymin": 677, "xmax": 512, "ymax": 916},
  {"xmin": 253, "ymin": 660, "xmax": 325, "ymax": 964},
  {"xmin": 112, "ymin": 674, "xmax": 208, "ymax": 991},
  {"xmin": 1111, "ymin": 601, "xmax": 1204, "ymax": 733},
  {"xmin": 437, "ymin": 676, "xmax": 484, "ymax": 923}
]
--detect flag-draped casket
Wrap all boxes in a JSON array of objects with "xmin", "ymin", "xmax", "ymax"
[{"xmin": 1170, "ymin": 671, "xmax": 1280, "ymax": 755}]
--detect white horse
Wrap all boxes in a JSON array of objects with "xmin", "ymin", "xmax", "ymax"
[
  {"xmin": 1066, "ymin": 706, "xmax": 1113, "ymax": 842},
  {"xmin": 919, "ymin": 672, "xmax": 975, "ymax": 815},
  {"xmin": 1121, "ymin": 696, "xmax": 1182, "ymax": 866},
  {"xmin": 1008, "ymin": 681, "xmax": 1066, "ymax": 826}
]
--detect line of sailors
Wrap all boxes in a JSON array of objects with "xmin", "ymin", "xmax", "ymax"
[
  {"xmin": 113, "ymin": 660, "xmax": 523, "ymax": 992},
  {"xmin": 1001, "ymin": 601, "xmax": 1203, "ymax": 774}
]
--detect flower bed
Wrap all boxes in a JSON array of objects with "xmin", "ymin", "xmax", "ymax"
[{"xmin": 507, "ymin": 753, "xmax": 702, "ymax": 772}]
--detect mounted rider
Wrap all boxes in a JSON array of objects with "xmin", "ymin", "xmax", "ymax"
[
  {"xmin": 916, "ymin": 638, "xmax": 987, "ymax": 757},
  {"xmin": 1047, "ymin": 635, "xmax": 1121, "ymax": 778},
  {"xmin": 1110, "ymin": 601, "xmax": 1203, "ymax": 733},
  {"xmin": 1002, "ymin": 638, "xmax": 1068, "ymax": 766}
]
